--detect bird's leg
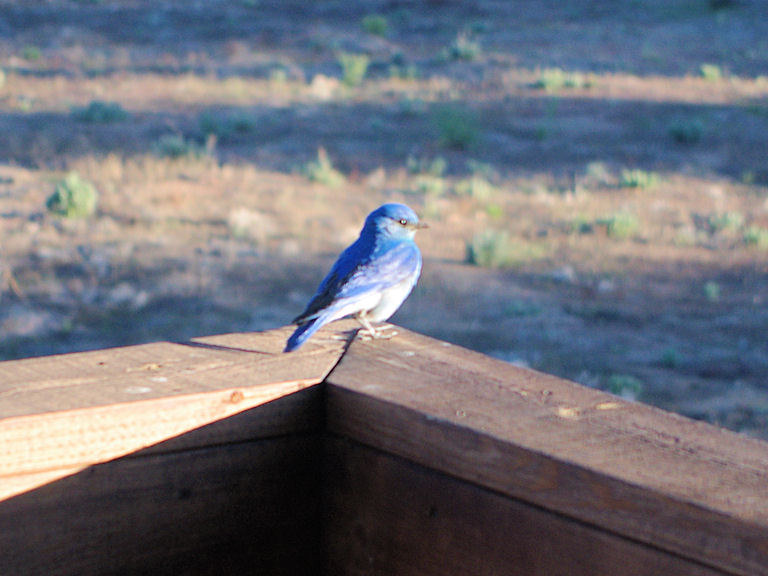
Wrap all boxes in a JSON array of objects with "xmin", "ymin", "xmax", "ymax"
[
  {"xmin": 355, "ymin": 314, "xmax": 398, "ymax": 341},
  {"xmin": 355, "ymin": 312, "xmax": 379, "ymax": 340}
]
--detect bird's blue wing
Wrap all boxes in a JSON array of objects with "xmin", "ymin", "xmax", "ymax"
[
  {"xmin": 291, "ymin": 239, "xmax": 368, "ymax": 323},
  {"xmin": 293, "ymin": 240, "xmax": 420, "ymax": 324},
  {"xmin": 335, "ymin": 241, "xmax": 421, "ymax": 301}
]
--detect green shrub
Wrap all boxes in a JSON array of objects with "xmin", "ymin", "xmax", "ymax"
[
  {"xmin": 708, "ymin": 211, "xmax": 744, "ymax": 234},
  {"xmin": 46, "ymin": 172, "xmax": 98, "ymax": 218},
  {"xmin": 455, "ymin": 175, "xmax": 495, "ymax": 200},
  {"xmin": 533, "ymin": 68, "xmax": 590, "ymax": 92},
  {"xmin": 699, "ymin": 63, "xmax": 723, "ymax": 81},
  {"xmin": 389, "ymin": 52, "xmax": 420, "ymax": 80},
  {"xmin": 269, "ymin": 67, "xmax": 288, "ymax": 83},
  {"xmin": 704, "ymin": 281, "xmax": 721, "ymax": 302},
  {"xmin": 466, "ymin": 230, "xmax": 515, "ymax": 268},
  {"xmin": 584, "ymin": 161, "xmax": 611, "ymax": 184},
  {"xmin": 485, "ymin": 203, "xmax": 503, "ymax": 219},
  {"xmin": 433, "ymin": 105, "xmax": 479, "ymax": 150},
  {"xmin": 467, "ymin": 159, "xmax": 496, "ymax": 178},
  {"xmin": 412, "ymin": 175, "xmax": 445, "ymax": 196},
  {"xmin": 660, "ymin": 348, "xmax": 681, "ymax": 368},
  {"xmin": 619, "ymin": 169, "xmax": 659, "ymax": 189},
  {"xmin": 668, "ymin": 118, "xmax": 704, "ymax": 144},
  {"xmin": 743, "ymin": 226, "xmax": 768, "ymax": 250},
  {"xmin": 389, "ymin": 63, "xmax": 419, "ymax": 80},
  {"xmin": 152, "ymin": 134, "xmax": 204, "ymax": 159},
  {"xmin": 199, "ymin": 111, "xmax": 258, "ymax": 139},
  {"xmin": 397, "ymin": 96, "xmax": 426, "ymax": 116},
  {"xmin": 337, "ymin": 52, "xmax": 370, "ymax": 87},
  {"xmin": 708, "ymin": 0, "xmax": 737, "ymax": 10},
  {"xmin": 304, "ymin": 148, "xmax": 346, "ymax": 187},
  {"xmin": 606, "ymin": 374, "xmax": 643, "ymax": 400},
  {"xmin": 22, "ymin": 46, "xmax": 41, "ymax": 61},
  {"xmin": 72, "ymin": 100, "xmax": 129, "ymax": 123},
  {"xmin": 598, "ymin": 211, "xmax": 640, "ymax": 239},
  {"xmin": 362, "ymin": 14, "xmax": 388, "ymax": 36},
  {"xmin": 466, "ymin": 232, "xmax": 548, "ymax": 268},
  {"xmin": 406, "ymin": 155, "xmax": 447, "ymax": 177},
  {"xmin": 406, "ymin": 156, "xmax": 447, "ymax": 195},
  {"xmin": 228, "ymin": 113, "xmax": 258, "ymax": 134},
  {"xmin": 442, "ymin": 33, "xmax": 481, "ymax": 61},
  {"xmin": 568, "ymin": 215, "xmax": 594, "ymax": 235},
  {"xmin": 199, "ymin": 111, "xmax": 226, "ymax": 137}
]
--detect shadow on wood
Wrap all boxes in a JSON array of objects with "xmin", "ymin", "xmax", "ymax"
[
  {"xmin": 1, "ymin": 322, "xmax": 767, "ymax": 575},
  {"xmin": 324, "ymin": 437, "xmax": 723, "ymax": 576},
  {"xmin": 325, "ymin": 329, "xmax": 768, "ymax": 576},
  {"xmin": 0, "ymin": 388, "xmax": 324, "ymax": 576}
]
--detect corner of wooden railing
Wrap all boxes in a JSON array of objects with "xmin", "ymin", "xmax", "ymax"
[
  {"xmin": 2, "ymin": 322, "xmax": 767, "ymax": 575},
  {"xmin": 323, "ymin": 325, "xmax": 768, "ymax": 576}
]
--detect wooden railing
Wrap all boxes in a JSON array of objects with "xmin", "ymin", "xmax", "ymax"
[{"xmin": 1, "ymin": 320, "xmax": 766, "ymax": 575}]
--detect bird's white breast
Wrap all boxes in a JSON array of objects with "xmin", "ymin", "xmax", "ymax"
[{"xmin": 367, "ymin": 275, "xmax": 417, "ymax": 322}]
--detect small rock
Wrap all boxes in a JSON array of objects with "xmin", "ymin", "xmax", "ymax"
[
  {"xmin": 227, "ymin": 208, "xmax": 275, "ymax": 244},
  {"xmin": 550, "ymin": 265, "xmax": 576, "ymax": 284},
  {"xmin": 108, "ymin": 282, "xmax": 149, "ymax": 309},
  {"xmin": 278, "ymin": 238, "xmax": 301, "ymax": 257},
  {"xmin": 597, "ymin": 278, "xmax": 616, "ymax": 293},
  {"xmin": 309, "ymin": 74, "xmax": 340, "ymax": 100},
  {"xmin": 1, "ymin": 304, "xmax": 61, "ymax": 338}
]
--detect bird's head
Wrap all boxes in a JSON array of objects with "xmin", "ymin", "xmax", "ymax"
[{"xmin": 364, "ymin": 203, "xmax": 428, "ymax": 240}]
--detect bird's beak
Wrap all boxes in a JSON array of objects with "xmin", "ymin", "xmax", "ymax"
[{"xmin": 415, "ymin": 221, "xmax": 429, "ymax": 230}]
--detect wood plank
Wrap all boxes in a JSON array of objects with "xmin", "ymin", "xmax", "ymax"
[
  {"xmin": 324, "ymin": 437, "xmax": 726, "ymax": 576},
  {"xmin": 0, "ymin": 434, "xmax": 322, "ymax": 576},
  {"xmin": 0, "ymin": 322, "xmax": 353, "ymax": 500},
  {"xmin": 0, "ymin": 322, "xmax": 353, "ymax": 418},
  {"xmin": 0, "ymin": 384, "xmax": 323, "ymax": 499},
  {"xmin": 325, "ymin": 328, "xmax": 768, "ymax": 576}
]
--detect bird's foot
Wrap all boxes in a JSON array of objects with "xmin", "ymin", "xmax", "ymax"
[{"xmin": 358, "ymin": 324, "xmax": 398, "ymax": 342}]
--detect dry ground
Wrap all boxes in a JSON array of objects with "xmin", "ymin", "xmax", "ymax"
[{"xmin": 1, "ymin": 0, "xmax": 767, "ymax": 437}]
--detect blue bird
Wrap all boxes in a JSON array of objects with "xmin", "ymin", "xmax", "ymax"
[{"xmin": 285, "ymin": 203, "xmax": 427, "ymax": 352}]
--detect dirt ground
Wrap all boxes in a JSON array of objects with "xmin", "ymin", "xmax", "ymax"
[{"xmin": 1, "ymin": 1, "xmax": 767, "ymax": 438}]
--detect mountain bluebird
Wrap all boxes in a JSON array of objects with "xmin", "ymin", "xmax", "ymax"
[{"xmin": 284, "ymin": 203, "xmax": 427, "ymax": 352}]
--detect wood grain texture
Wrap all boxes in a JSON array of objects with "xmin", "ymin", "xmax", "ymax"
[
  {"xmin": 324, "ymin": 437, "xmax": 726, "ymax": 576},
  {"xmin": 0, "ymin": 384, "xmax": 323, "ymax": 499},
  {"xmin": 0, "ymin": 322, "xmax": 353, "ymax": 500},
  {"xmin": 325, "ymin": 328, "xmax": 768, "ymax": 576},
  {"xmin": 0, "ymin": 322, "xmax": 353, "ymax": 418},
  {"xmin": 0, "ymin": 434, "xmax": 323, "ymax": 576}
]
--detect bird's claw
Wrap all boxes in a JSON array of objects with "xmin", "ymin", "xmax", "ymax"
[{"xmin": 358, "ymin": 325, "xmax": 399, "ymax": 342}]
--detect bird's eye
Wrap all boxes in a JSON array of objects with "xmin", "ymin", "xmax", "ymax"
[{"xmin": 399, "ymin": 218, "xmax": 408, "ymax": 226}]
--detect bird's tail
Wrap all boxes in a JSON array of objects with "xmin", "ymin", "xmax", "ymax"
[{"xmin": 284, "ymin": 319, "xmax": 323, "ymax": 352}]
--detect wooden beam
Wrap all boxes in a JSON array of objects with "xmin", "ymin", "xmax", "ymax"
[
  {"xmin": 324, "ymin": 437, "xmax": 726, "ymax": 576},
  {"xmin": 325, "ymin": 328, "xmax": 768, "ymax": 576},
  {"xmin": 0, "ymin": 323, "xmax": 352, "ymax": 500},
  {"xmin": 1, "ymin": 434, "xmax": 323, "ymax": 576},
  {"xmin": 0, "ymin": 324, "xmax": 349, "ymax": 418},
  {"xmin": 4, "ymin": 321, "xmax": 767, "ymax": 574}
]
